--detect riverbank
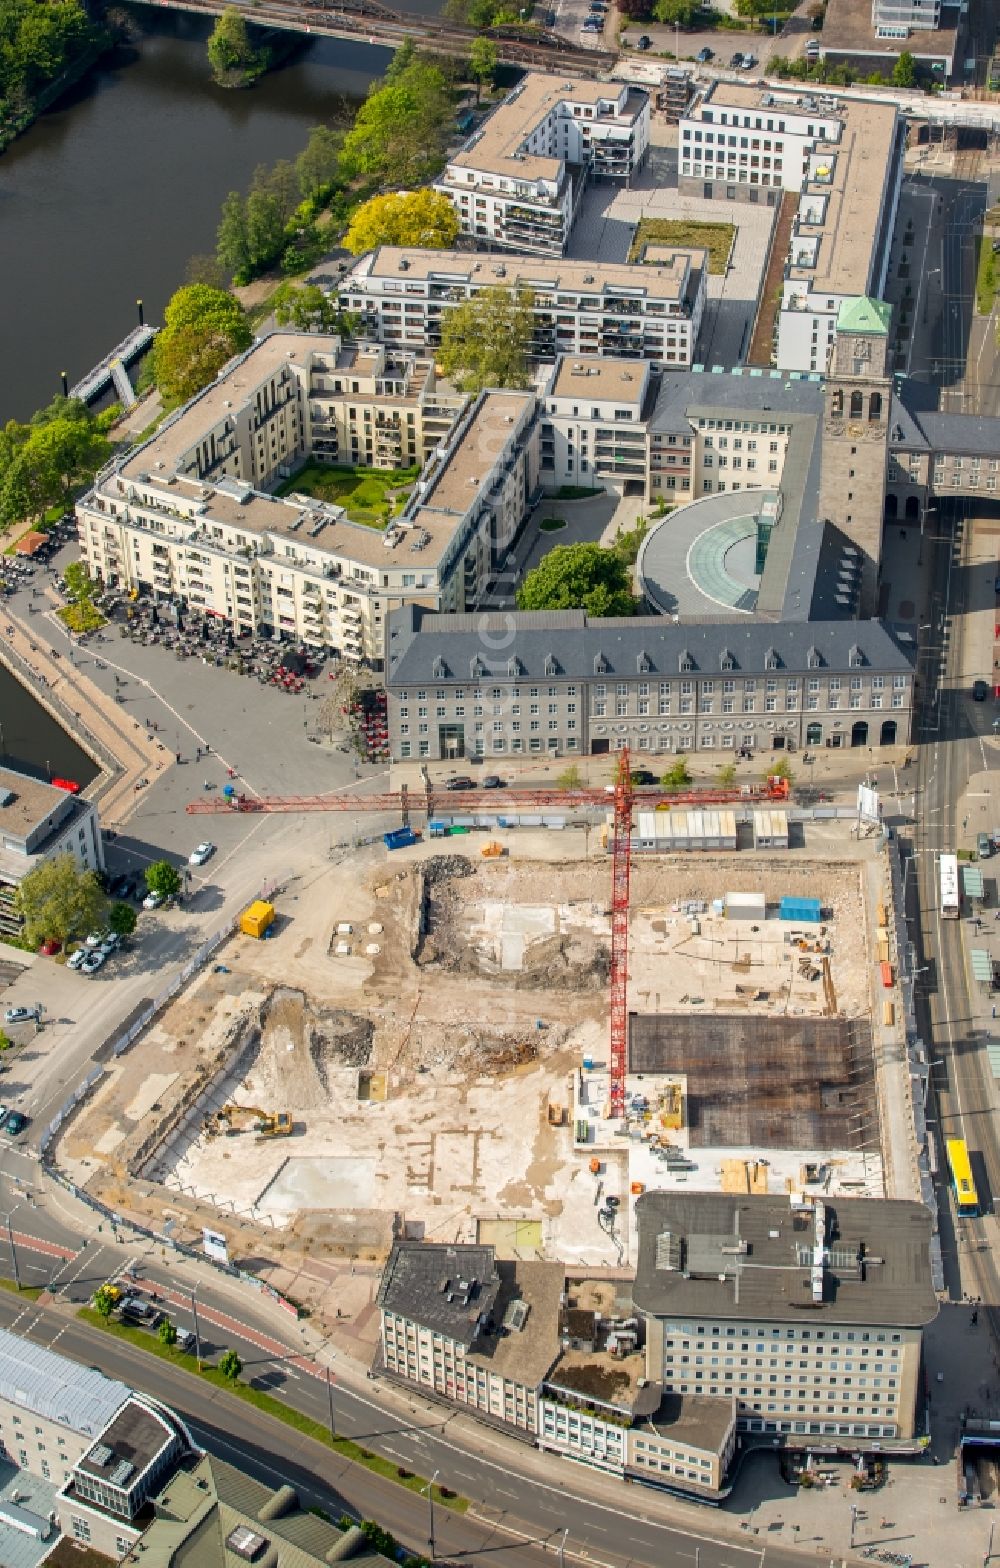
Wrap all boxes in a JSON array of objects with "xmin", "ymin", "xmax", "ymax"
[{"xmin": 0, "ymin": 31, "xmax": 116, "ymax": 157}]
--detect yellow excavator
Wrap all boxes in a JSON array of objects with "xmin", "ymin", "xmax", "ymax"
[{"xmin": 211, "ymin": 1104, "xmax": 294, "ymax": 1139}]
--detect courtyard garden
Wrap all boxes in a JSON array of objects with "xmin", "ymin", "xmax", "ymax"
[
  {"xmin": 629, "ymin": 218, "xmax": 736, "ymax": 276},
  {"xmin": 277, "ymin": 463, "xmax": 420, "ymax": 528}
]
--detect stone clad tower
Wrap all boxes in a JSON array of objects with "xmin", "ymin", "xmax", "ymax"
[{"xmin": 818, "ymin": 296, "xmax": 892, "ymax": 617}]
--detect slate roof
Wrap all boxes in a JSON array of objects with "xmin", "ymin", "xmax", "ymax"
[
  {"xmin": 376, "ymin": 1243, "xmax": 502, "ymax": 1347},
  {"xmin": 0, "ymin": 1328, "xmax": 129, "ymax": 1439},
  {"xmin": 387, "ymin": 607, "xmax": 916, "ymax": 685},
  {"xmin": 632, "ymin": 1192, "xmax": 939, "ymax": 1326},
  {"xmin": 890, "ymin": 382, "xmax": 1000, "ymax": 457}
]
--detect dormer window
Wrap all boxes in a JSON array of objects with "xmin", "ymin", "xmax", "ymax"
[
  {"xmin": 679, "ymin": 651, "xmax": 695, "ymax": 674},
  {"xmin": 764, "ymin": 648, "xmax": 779, "ymax": 670},
  {"xmin": 720, "ymin": 649, "xmax": 736, "ymax": 672},
  {"xmin": 848, "ymin": 644, "xmax": 864, "ymax": 669},
  {"xmin": 544, "ymin": 654, "xmax": 559, "ymax": 677},
  {"xmin": 432, "ymin": 657, "xmax": 449, "ymax": 680},
  {"xmin": 637, "ymin": 651, "xmax": 653, "ymax": 674},
  {"xmin": 806, "ymin": 646, "xmax": 822, "ymax": 670},
  {"xmin": 594, "ymin": 653, "xmax": 610, "ymax": 675},
  {"xmin": 470, "ymin": 655, "xmax": 487, "ymax": 679}
]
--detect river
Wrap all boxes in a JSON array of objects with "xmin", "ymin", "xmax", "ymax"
[
  {"xmin": 0, "ymin": 11, "xmax": 405, "ymax": 423},
  {"xmin": 0, "ymin": 662, "xmax": 99, "ymax": 787}
]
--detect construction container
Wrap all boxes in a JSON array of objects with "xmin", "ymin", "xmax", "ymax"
[
  {"xmin": 779, "ymin": 896, "xmax": 822, "ymax": 923},
  {"xmin": 880, "ymin": 960, "xmax": 894, "ymax": 989},
  {"xmin": 882, "ymin": 999, "xmax": 895, "ymax": 1026},
  {"xmin": 877, "ymin": 902, "xmax": 889, "ymax": 929},
  {"xmin": 240, "ymin": 900, "xmax": 275, "ymax": 940},
  {"xmin": 630, "ymin": 1181, "xmax": 645, "ymax": 1195},
  {"xmin": 725, "ymin": 891, "xmax": 766, "ymax": 921},
  {"xmin": 752, "ymin": 810, "xmax": 789, "ymax": 850},
  {"xmin": 384, "ymin": 826, "xmax": 420, "ymax": 851},
  {"xmin": 877, "ymin": 933, "xmax": 891, "ymax": 966}
]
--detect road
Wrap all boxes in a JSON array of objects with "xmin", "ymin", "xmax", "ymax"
[{"xmin": 0, "ymin": 1286, "xmax": 817, "ymax": 1568}]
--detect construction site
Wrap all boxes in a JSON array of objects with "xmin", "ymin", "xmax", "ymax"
[{"xmin": 60, "ymin": 776, "xmax": 898, "ymax": 1310}]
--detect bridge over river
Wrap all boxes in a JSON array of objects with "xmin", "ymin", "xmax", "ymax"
[{"xmin": 130, "ymin": 0, "xmax": 615, "ymax": 72}]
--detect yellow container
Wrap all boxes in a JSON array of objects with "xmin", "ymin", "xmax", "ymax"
[{"xmin": 241, "ymin": 899, "xmax": 275, "ymax": 939}]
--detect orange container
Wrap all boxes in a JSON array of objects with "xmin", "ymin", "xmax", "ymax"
[{"xmin": 880, "ymin": 960, "xmax": 894, "ymax": 989}]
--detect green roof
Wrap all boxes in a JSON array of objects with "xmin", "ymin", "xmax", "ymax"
[{"xmin": 836, "ymin": 296, "xmax": 891, "ymax": 336}]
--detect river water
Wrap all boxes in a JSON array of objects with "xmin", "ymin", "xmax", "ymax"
[
  {"xmin": 0, "ymin": 11, "xmax": 402, "ymax": 423},
  {"xmin": 0, "ymin": 662, "xmax": 99, "ymax": 786}
]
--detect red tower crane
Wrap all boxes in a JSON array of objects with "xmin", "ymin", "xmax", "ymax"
[{"xmin": 608, "ymin": 746, "xmax": 634, "ymax": 1120}]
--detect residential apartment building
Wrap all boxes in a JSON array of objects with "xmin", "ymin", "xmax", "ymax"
[
  {"xmin": 77, "ymin": 335, "xmax": 534, "ymax": 670},
  {"xmin": 539, "ymin": 356, "xmax": 654, "ymax": 494},
  {"xmin": 0, "ymin": 765, "xmax": 103, "ymax": 939},
  {"xmin": 679, "ymin": 84, "xmax": 904, "ymax": 372},
  {"xmin": 632, "ymin": 1191, "xmax": 938, "ymax": 1450},
  {"xmin": 386, "ymin": 610, "xmax": 915, "ymax": 761},
  {"xmin": 338, "ymin": 248, "xmax": 707, "ymax": 371},
  {"xmin": 434, "ymin": 74, "xmax": 650, "ymax": 255},
  {"xmin": 376, "ymin": 1242, "xmax": 563, "ymax": 1434},
  {"xmin": 872, "ymin": 0, "xmax": 940, "ymax": 33}
]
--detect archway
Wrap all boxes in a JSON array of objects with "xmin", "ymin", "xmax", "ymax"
[
  {"xmin": 806, "ymin": 721, "xmax": 823, "ymax": 746},
  {"xmin": 880, "ymin": 720, "xmax": 897, "ymax": 746},
  {"xmin": 851, "ymin": 721, "xmax": 869, "ymax": 747},
  {"xmin": 884, "ymin": 493, "xmax": 898, "ymax": 519},
  {"xmin": 905, "ymin": 495, "xmax": 919, "ymax": 521}
]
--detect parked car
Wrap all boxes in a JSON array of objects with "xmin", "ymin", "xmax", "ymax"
[
  {"xmin": 84, "ymin": 930, "xmax": 107, "ymax": 949},
  {"xmin": 696, "ymin": 45, "xmax": 713, "ymax": 61},
  {"xmin": 173, "ymin": 1325, "xmax": 195, "ymax": 1351},
  {"xmin": 979, "ymin": 832, "xmax": 993, "ymax": 859},
  {"xmin": 631, "ymin": 769, "xmax": 657, "ymax": 786},
  {"xmin": 730, "ymin": 50, "xmax": 743, "ymax": 66},
  {"xmin": 67, "ymin": 948, "xmax": 88, "ymax": 971},
  {"xmin": 110, "ymin": 874, "xmax": 138, "ymax": 900},
  {"xmin": 99, "ymin": 933, "xmax": 121, "ymax": 956},
  {"xmin": 3, "ymin": 1006, "xmax": 40, "ymax": 1025},
  {"xmin": 973, "ymin": 679, "xmax": 990, "ymax": 701},
  {"xmin": 120, "ymin": 1296, "xmax": 162, "ymax": 1326},
  {"xmin": 636, "ymin": 33, "xmax": 651, "ymax": 49},
  {"xmin": 741, "ymin": 54, "xmax": 756, "ymax": 69},
  {"xmin": 81, "ymin": 950, "xmax": 106, "ymax": 975},
  {"xmin": 38, "ymin": 939, "xmax": 60, "ymax": 957},
  {"xmin": 189, "ymin": 842, "xmax": 215, "ymax": 866},
  {"xmin": 805, "ymin": 37, "xmax": 820, "ymax": 54},
  {"xmin": 142, "ymin": 890, "xmax": 165, "ymax": 910},
  {"xmin": 445, "ymin": 776, "xmax": 476, "ymax": 791},
  {"xmin": 482, "ymin": 775, "xmax": 507, "ymax": 789},
  {"xmin": 3, "ymin": 1111, "xmax": 28, "ymax": 1138}
]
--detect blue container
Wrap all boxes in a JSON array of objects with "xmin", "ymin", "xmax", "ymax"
[
  {"xmin": 582, "ymin": 1056, "xmax": 594, "ymax": 1071},
  {"xmin": 779, "ymin": 896, "xmax": 822, "ymax": 923}
]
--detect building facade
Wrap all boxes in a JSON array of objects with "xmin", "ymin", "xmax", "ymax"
[
  {"xmin": 386, "ymin": 610, "xmax": 916, "ymax": 761},
  {"xmin": 632, "ymin": 1192, "xmax": 937, "ymax": 1450},
  {"xmin": 338, "ymin": 248, "xmax": 707, "ymax": 371},
  {"xmin": 434, "ymin": 75, "xmax": 650, "ymax": 255},
  {"xmin": 679, "ymin": 84, "xmax": 904, "ymax": 372},
  {"xmin": 0, "ymin": 766, "xmax": 103, "ymax": 939}
]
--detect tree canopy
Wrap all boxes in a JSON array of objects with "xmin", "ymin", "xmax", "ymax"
[
  {"xmin": 0, "ymin": 0, "xmax": 98, "ymax": 129},
  {"xmin": 16, "ymin": 853, "xmax": 107, "ymax": 948},
  {"xmin": 438, "ymin": 287, "xmax": 534, "ymax": 394},
  {"xmin": 146, "ymin": 860, "xmax": 182, "ymax": 899},
  {"xmin": 468, "ymin": 37, "xmax": 498, "ymax": 97},
  {"xmin": 151, "ymin": 285, "xmax": 252, "ymax": 404},
  {"xmin": 295, "ymin": 124, "xmax": 343, "ymax": 202},
  {"xmin": 207, "ymin": 7, "xmax": 263, "ymax": 86},
  {"xmin": 652, "ymin": 0, "xmax": 699, "ymax": 22},
  {"xmin": 271, "ymin": 281, "xmax": 358, "ymax": 336},
  {"xmin": 344, "ymin": 189, "xmax": 460, "ymax": 255},
  {"xmin": 444, "ymin": 0, "xmax": 521, "ymax": 28},
  {"xmin": 516, "ymin": 544, "xmax": 636, "ymax": 617},
  {"xmin": 0, "ymin": 398, "xmax": 109, "ymax": 528},
  {"xmin": 340, "ymin": 54, "xmax": 453, "ymax": 187},
  {"xmin": 891, "ymin": 50, "xmax": 915, "ymax": 87}
]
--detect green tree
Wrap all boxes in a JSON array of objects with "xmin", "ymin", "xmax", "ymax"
[
  {"xmin": 556, "ymin": 763, "xmax": 583, "ymax": 789},
  {"xmin": 108, "ymin": 901, "xmax": 137, "ymax": 938},
  {"xmin": 271, "ymin": 282, "xmax": 356, "ymax": 335},
  {"xmin": 216, "ymin": 191, "xmax": 252, "ymax": 282},
  {"xmin": 158, "ymin": 1318, "xmax": 178, "ymax": 1348},
  {"xmin": 516, "ymin": 543, "xmax": 635, "ymax": 617},
  {"xmin": 186, "ymin": 252, "xmax": 230, "ymax": 290},
  {"xmin": 438, "ymin": 286, "xmax": 534, "ymax": 394},
  {"xmin": 92, "ymin": 1284, "xmax": 120, "ymax": 1319},
  {"xmin": 891, "ymin": 50, "xmax": 915, "ymax": 87},
  {"xmin": 661, "ymin": 757, "xmax": 692, "ymax": 790},
  {"xmin": 145, "ymin": 861, "xmax": 182, "ymax": 900},
  {"xmin": 344, "ymin": 189, "xmax": 460, "ymax": 255},
  {"xmin": 152, "ymin": 285, "xmax": 252, "ymax": 404},
  {"xmin": 717, "ymin": 761, "xmax": 737, "ymax": 788},
  {"xmin": 468, "ymin": 37, "xmax": 498, "ymax": 99},
  {"xmin": 652, "ymin": 0, "xmax": 698, "ymax": 22},
  {"xmin": 295, "ymin": 124, "xmax": 344, "ymax": 201},
  {"xmin": 0, "ymin": 402, "xmax": 108, "ymax": 527},
  {"xmin": 63, "ymin": 560, "xmax": 96, "ymax": 603},
  {"xmin": 16, "ymin": 854, "xmax": 107, "ymax": 949},
  {"xmin": 245, "ymin": 185, "xmax": 285, "ymax": 274},
  {"xmin": 207, "ymin": 6, "xmax": 262, "ymax": 85},
  {"xmin": 769, "ymin": 756, "xmax": 794, "ymax": 783},
  {"xmin": 341, "ymin": 57, "xmax": 452, "ymax": 186},
  {"xmin": 219, "ymin": 1348, "xmax": 243, "ymax": 1382}
]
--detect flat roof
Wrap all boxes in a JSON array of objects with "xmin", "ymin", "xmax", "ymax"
[
  {"xmin": 638, "ymin": 1391, "xmax": 736, "ymax": 1455},
  {"xmin": 549, "ymin": 356, "xmax": 649, "ymax": 404},
  {"xmin": 0, "ymin": 767, "xmax": 72, "ymax": 839},
  {"xmin": 692, "ymin": 85, "xmax": 899, "ymax": 296},
  {"xmin": 821, "ymin": 0, "xmax": 957, "ymax": 63},
  {"xmin": 633, "ymin": 1192, "xmax": 939, "ymax": 1326},
  {"xmin": 416, "ymin": 392, "xmax": 533, "ymax": 520},
  {"xmin": 346, "ymin": 247, "xmax": 701, "ymax": 304},
  {"xmin": 0, "ymin": 1329, "xmax": 129, "ymax": 1438},
  {"xmin": 79, "ymin": 1398, "xmax": 178, "ymax": 1484},
  {"xmin": 446, "ymin": 74, "xmax": 644, "ymax": 183},
  {"xmin": 546, "ymin": 1347, "xmax": 650, "ymax": 1412},
  {"xmin": 468, "ymin": 1260, "xmax": 564, "ymax": 1389}
]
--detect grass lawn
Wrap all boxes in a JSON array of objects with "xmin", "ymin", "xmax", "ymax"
[
  {"xmin": 539, "ymin": 517, "xmax": 567, "ymax": 532},
  {"xmin": 78, "ymin": 1308, "xmax": 468, "ymax": 1512},
  {"xmin": 629, "ymin": 217, "xmax": 736, "ymax": 276},
  {"xmin": 277, "ymin": 462, "xmax": 420, "ymax": 528},
  {"xmin": 0, "ymin": 1277, "xmax": 41, "ymax": 1300},
  {"xmin": 976, "ymin": 235, "xmax": 998, "ymax": 316}
]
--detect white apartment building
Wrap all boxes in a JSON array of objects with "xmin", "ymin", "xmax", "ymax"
[
  {"xmin": 872, "ymin": 0, "xmax": 940, "ymax": 35},
  {"xmin": 539, "ymin": 356, "xmax": 652, "ymax": 494},
  {"xmin": 434, "ymin": 74, "xmax": 650, "ymax": 255},
  {"xmin": 77, "ymin": 334, "xmax": 533, "ymax": 669},
  {"xmin": 376, "ymin": 1243, "xmax": 563, "ymax": 1435},
  {"xmin": 338, "ymin": 247, "xmax": 707, "ymax": 370},
  {"xmin": 0, "ymin": 765, "xmax": 103, "ymax": 939},
  {"xmin": 633, "ymin": 1192, "xmax": 938, "ymax": 1450},
  {"xmin": 679, "ymin": 84, "xmax": 903, "ymax": 372}
]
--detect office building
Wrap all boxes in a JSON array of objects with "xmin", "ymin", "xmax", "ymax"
[
  {"xmin": 338, "ymin": 248, "xmax": 707, "ymax": 371},
  {"xmin": 632, "ymin": 1191, "xmax": 938, "ymax": 1449},
  {"xmin": 434, "ymin": 74, "xmax": 650, "ymax": 255},
  {"xmin": 0, "ymin": 765, "xmax": 103, "ymax": 939},
  {"xmin": 679, "ymin": 84, "xmax": 904, "ymax": 372}
]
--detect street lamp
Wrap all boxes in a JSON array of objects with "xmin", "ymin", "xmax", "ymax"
[
  {"xmin": 424, "ymin": 1469, "xmax": 440, "ymax": 1563},
  {"xmin": 189, "ymin": 1285, "xmax": 202, "ymax": 1368},
  {"xmin": 558, "ymin": 1526, "xmax": 569, "ymax": 1568},
  {"xmin": 325, "ymin": 1361, "xmax": 336, "ymax": 1443},
  {"xmin": 0, "ymin": 1209, "xmax": 20, "ymax": 1291}
]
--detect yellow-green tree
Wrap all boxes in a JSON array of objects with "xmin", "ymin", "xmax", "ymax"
[
  {"xmin": 344, "ymin": 190, "xmax": 460, "ymax": 256},
  {"xmin": 438, "ymin": 287, "xmax": 535, "ymax": 394},
  {"xmin": 152, "ymin": 285, "xmax": 252, "ymax": 404},
  {"xmin": 17, "ymin": 854, "xmax": 107, "ymax": 948}
]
